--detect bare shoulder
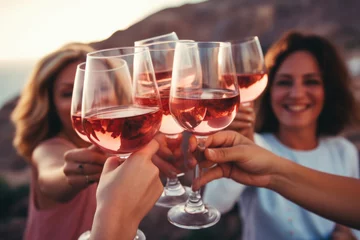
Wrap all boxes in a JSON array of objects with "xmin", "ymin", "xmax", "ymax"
[{"xmin": 32, "ymin": 137, "xmax": 76, "ymax": 166}]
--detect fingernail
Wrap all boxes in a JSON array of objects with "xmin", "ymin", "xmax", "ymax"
[
  {"xmin": 207, "ymin": 149, "xmax": 216, "ymax": 159},
  {"xmin": 247, "ymin": 116, "xmax": 253, "ymax": 121}
]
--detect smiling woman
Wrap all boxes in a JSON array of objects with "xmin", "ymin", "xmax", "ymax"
[{"xmin": 203, "ymin": 31, "xmax": 360, "ymax": 240}]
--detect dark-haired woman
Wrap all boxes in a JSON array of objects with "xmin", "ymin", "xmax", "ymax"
[{"xmin": 204, "ymin": 31, "xmax": 360, "ymax": 239}]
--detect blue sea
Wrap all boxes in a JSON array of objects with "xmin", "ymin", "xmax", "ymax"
[{"xmin": 0, "ymin": 60, "xmax": 36, "ymax": 108}]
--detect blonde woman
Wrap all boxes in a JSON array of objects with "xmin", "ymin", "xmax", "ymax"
[{"xmin": 11, "ymin": 43, "xmax": 107, "ymax": 240}]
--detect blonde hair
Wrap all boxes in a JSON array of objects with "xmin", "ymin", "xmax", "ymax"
[{"xmin": 11, "ymin": 42, "xmax": 95, "ymax": 161}]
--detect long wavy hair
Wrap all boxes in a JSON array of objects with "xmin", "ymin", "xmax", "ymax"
[
  {"xmin": 11, "ymin": 42, "xmax": 95, "ymax": 161},
  {"xmin": 256, "ymin": 31, "xmax": 360, "ymax": 136}
]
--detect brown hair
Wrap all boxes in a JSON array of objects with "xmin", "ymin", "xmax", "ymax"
[
  {"xmin": 256, "ymin": 31, "xmax": 359, "ymax": 136},
  {"xmin": 11, "ymin": 42, "xmax": 95, "ymax": 161}
]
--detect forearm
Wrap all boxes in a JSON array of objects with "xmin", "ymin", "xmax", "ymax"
[
  {"xmin": 270, "ymin": 158, "xmax": 360, "ymax": 229},
  {"xmin": 90, "ymin": 204, "xmax": 138, "ymax": 240},
  {"xmin": 38, "ymin": 168, "xmax": 82, "ymax": 202}
]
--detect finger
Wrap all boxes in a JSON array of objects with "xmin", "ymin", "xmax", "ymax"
[
  {"xmin": 102, "ymin": 156, "xmax": 121, "ymax": 174},
  {"xmin": 233, "ymin": 113, "xmax": 254, "ymax": 122},
  {"xmin": 152, "ymin": 154, "xmax": 179, "ymax": 178},
  {"xmin": 205, "ymin": 130, "xmax": 252, "ymax": 148},
  {"xmin": 228, "ymin": 121, "xmax": 252, "ymax": 129},
  {"xmin": 192, "ymin": 165, "xmax": 228, "ymax": 190},
  {"xmin": 205, "ymin": 146, "xmax": 247, "ymax": 164},
  {"xmin": 188, "ymin": 135, "xmax": 198, "ymax": 152},
  {"xmin": 64, "ymin": 149, "xmax": 107, "ymax": 165},
  {"xmin": 165, "ymin": 134, "xmax": 183, "ymax": 151},
  {"xmin": 133, "ymin": 139, "xmax": 159, "ymax": 159},
  {"xmin": 64, "ymin": 162, "xmax": 104, "ymax": 175},
  {"xmin": 67, "ymin": 173, "xmax": 101, "ymax": 188},
  {"xmin": 88, "ymin": 144, "xmax": 105, "ymax": 153},
  {"xmin": 240, "ymin": 101, "xmax": 254, "ymax": 108}
]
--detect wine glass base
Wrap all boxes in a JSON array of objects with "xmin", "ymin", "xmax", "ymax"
[
  {"xmin": 167, "ymin": 203, "xmax": 221, "ymax": 229},
  {"xmin": 78, "ymin": 229, "xmax": 145, "ymax": 240},
  {"xmin": 155, "ymin": 186, "xmax": 191, "ymax": 208},
  {"xmin": 134, "ymin": 229, "xmax": 146, "ymax": 240}
]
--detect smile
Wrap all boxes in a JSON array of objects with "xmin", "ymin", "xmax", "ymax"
[{"xmin": 283, "ymin": 104, "xmax": 311, "ymax": 113}]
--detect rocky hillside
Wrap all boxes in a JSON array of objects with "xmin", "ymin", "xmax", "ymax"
[{"xmin": 1, "ymin": 0, "xmax": 360, "ymax": 239}]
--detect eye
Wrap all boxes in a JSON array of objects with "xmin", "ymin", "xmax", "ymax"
[
  {"xmin": 61, "ymin": 91, "xmax": 73, "ymax": 98},
  {"xmin": 304, "ymin": 79, "xmax": 322, "ymax": 86},
  {"xmin": 274, "ymin": 79, "xmax": 292, "ymax": 87}
]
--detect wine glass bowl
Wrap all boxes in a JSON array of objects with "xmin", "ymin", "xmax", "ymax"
[
  {"xmin": 82, "ymin": 47, "xmax": 162, "ymax": 160},
  {"xmin": 71, "ymin": 62, "xmax": 92, "ymax": 143},
  {"xmin": 231, "ymin": 36, "xmax": 267, "ymax": 103}
]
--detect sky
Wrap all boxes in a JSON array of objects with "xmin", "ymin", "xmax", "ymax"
[{"xmin": 0, "ymin": 0, "xmax": 205, "ymax": 61}]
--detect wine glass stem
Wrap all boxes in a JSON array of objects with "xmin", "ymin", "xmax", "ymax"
[{"xmin": 184, "ymin": 136, "xmax": 207, "ymax": 214}]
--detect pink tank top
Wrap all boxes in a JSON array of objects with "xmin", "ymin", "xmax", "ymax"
[
  {"xmin": 24, "ymin": 175, "xmax": 97, "ymax": 240},
  {"xmin": 24, "ymin": 138, "xmax": 98, "ymax": 240}
]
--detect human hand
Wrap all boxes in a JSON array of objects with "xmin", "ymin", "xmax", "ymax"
[
  {"xmin": 91, "ymin": 140, "xmax": 163, "ymax": 240},
  {"xmin": 225, "ymin": 102, "xmax": 255, "ymax": 140},
  {"xmin": 192, "ymin": 130, "xmax": 284, "ymax": 191},
  {"xmin": 63, "ymin": 145, "xmax": 107, "ymax": 190},
  {"xmin": 152, "ymin": 132, "xmax": 197, "ymax": 178},
  {"xmin": 331, "ymin": 224, "xmax": 357, "ymax": 240}
]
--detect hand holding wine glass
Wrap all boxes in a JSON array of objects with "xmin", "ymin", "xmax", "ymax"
[{"xmin": 81, "ymin": 46, "xmax": 162, "ymax": 240}]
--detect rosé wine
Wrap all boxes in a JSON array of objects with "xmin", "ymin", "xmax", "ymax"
[
  {"xmin": 237, "ymin": 73, "xmax": 268, "ymax": 102},
  {"xmin": 83, "ymin": 106, "xmax": 162, "ymax": 154},
  {"xmin": 71, "ymin": 113, "xmax": 91, "ymax": 142},
  {"xmin": 170, "ymin": 89, "xmax": 239, "ymax": 136}
]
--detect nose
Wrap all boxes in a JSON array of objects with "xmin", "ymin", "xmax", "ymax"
[{"xmin": 288, "ymin": 80, "xmax": 306, "ymax": 98}]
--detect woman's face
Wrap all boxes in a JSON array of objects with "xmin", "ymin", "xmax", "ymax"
[
  {"xmin": 270, "ymin": 51, "xmax": 325, "ymax": 132},
  {"xmin": 53, "ymin": 60, "xmax": 82, "ymax": 133}
]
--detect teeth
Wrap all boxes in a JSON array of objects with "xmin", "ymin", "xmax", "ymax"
[{"xmin": 286, "ymin": 105, "xmax": 307, "ymax": 112}]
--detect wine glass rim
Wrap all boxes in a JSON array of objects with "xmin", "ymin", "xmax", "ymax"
[
  {"xmin": 135, "ymin": 32, "xmax": 177, "ymax": 44},
  {"xmin": 82, "ymin": 59, "xmax": 128, "ymax": 73},
  {"xmin": 144, "ymin": 40, "xmax": 194, "ymax": 50},
  {"xmin": 77, "ymin": 62, "xmax": 86, "ymax": 71},
  {"xmin": 177, "ymin": 41, "xmax": 231, "ymax": 49},
  {"xmin": 230, "ymin": 36, "xmax": 259, "ymax": 45},
  {"xmin": 87, "ymin": 46, "xmax": 149, "ymax": 59}
]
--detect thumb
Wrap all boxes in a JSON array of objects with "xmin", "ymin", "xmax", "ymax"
[
  {"xmin": 88, "ymin": 144, "xmax": 104, "ymax": 153},
  {"xmin": 102, "ymin": 156, "xmax": 121, "ymax": 174},
  {"xmin": 205, "ymin": 146, "xmax": 244, "ymax": 164},
  {"xmin": 132, "ymin": 139, "xmax": 159, "ymax": 159}
]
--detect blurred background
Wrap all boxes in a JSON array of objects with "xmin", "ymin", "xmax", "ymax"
[{"xmin": 1, "ymin": 0, "xmax": 359, "ymax": 239}]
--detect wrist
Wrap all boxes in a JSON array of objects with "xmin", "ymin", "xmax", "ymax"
[
  {"xmin": 267, "ymin": 156, "xmax": 295, "ymax": 192},
  {"xmin": 90, "ymin": 203, "xmax": 139, "ymax": 240}
]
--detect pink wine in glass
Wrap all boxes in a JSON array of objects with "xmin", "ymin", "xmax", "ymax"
[
  {"xmin": 170, "ymin": 89, "xmax": 239, "ymax": 136},
  {"xmin": 139, "ymin": 70, "xmax": 184, "ymax": 135},
  {"xmin": 71, "ymin": 113, "xmax": 91, "ymax": 142},
  {"xmin": 83, "ymin": 106, "xmax": 162, "ymax": 154},
  {"xmin": 237, "ymin": 73, "xmax": 268, "ymax": 103}
]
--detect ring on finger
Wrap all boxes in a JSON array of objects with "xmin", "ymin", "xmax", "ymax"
[
  {"xmin": 78, "ymin": 164, "xmax": 85, "ymax": 175},
  {"xmin": 85, "ymin": 175, "xmax": 90, "ymax": 185}
]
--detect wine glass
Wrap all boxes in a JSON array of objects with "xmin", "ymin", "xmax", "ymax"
[
  {"xmin": 134, "ymin": 32, "xmax": 178, "ymax": 46},
  {"xmin": 167, "ymin": 42, "xmax": 240, "ymax": 229},
  {"xmin": 71, "ymin": 62, "xmax": 91, "ymax": 143},
  {"xmin": 143, "ymin": 40, "xmax": 195, "ymax": 208},
  {"xmin": 82, "ymin": 46, "xmax": 162, "ymax": 240},
  {"xmin": 231, "ymin": 36, "xmax": 268, "ymax": 104}
]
